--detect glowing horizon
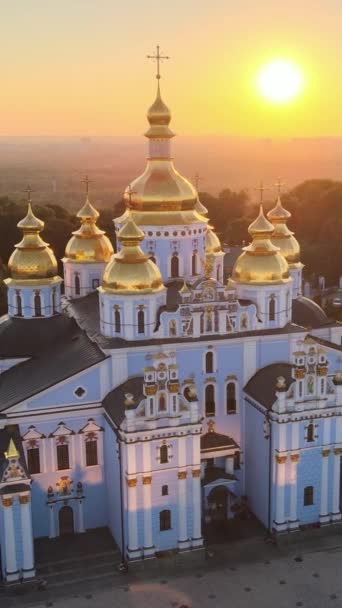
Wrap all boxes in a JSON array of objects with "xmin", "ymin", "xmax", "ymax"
[{"xmin": 1, "ymin": 0, "xmax": 342, "ymax": 137}]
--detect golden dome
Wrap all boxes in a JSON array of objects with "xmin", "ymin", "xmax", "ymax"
[
  {"xmin": 64, "ymin": 195, "xmax": 113, "ymax": 263},
  {"xmin": 8, "ymin": 203, "xmax": 58, "ymax": 280},
  {"xmin": 195, "ymin": 198, "xmax": 208, "ymax": 216},
  {"xmin": 145, "ymin": 82, "xmax": 174, "ymax": 139},
  {"xmin": 267, "ymin": 196, "xmax": 300, "ymax": 264},
  {"xmin": 101, "ymin": 215, "xmax": 164, "ymax": 294},
  {"xmin": 232, "ymin": 205, "xmax": 290, "ymax": 284},
  {"xmin": 206, "ymin": 227, "xmax": 222, "ymax": 254}
]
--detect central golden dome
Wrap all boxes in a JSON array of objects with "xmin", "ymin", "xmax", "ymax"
[
  {"xmin": 101, "ymin": 215, "xmax": 164, "ymax": 294},
  {"xmin": 8, "ymin": 203, "xmax": 58, "ymax": 280},
  {"xmin": 64, "ymin": 196, "xmax": 113, "ymax": 263},
  {"xmin": 267, "ymin": 196, "xmax": 300, "ymax": 264},
  {"xmin": 232, "ymin": 205, "xmax": 290, "ymax": 284}
]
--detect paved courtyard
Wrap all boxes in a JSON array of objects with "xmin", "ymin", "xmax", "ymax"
[{"xmin": 3, "ymin": 526, "xmax": 342, "ymax": 608}]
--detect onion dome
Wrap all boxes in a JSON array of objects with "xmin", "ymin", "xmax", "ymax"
[
  {"xmin": 64, "ymin": 195, "xmax": 113, "ymax": 263},
  {"xmin": 195, "ymin": 198, "xmax": 208, "ymax": 216},
  {"xmin": 102, "ymin": 215, "xmax": 164, "ymax": 294},
  {"xmin": 145, "ymin": 82, "xmax": 174, "ymax": 139},
  {"xmin": 206, "ymin": 227, "xmax": 222, "ymax": 254},
  {"xmin": 232, "ymin": 205, "xmax": 289, "ymax": 284},
  {"xmin": 267, "ymin": 196, "xmax": 300, "ymax": 264},
  {"xmin": 8, "ymin": 203, "xmax": 58, "ymax": 280}
]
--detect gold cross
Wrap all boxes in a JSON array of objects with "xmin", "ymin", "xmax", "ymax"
[
  {"xmin": 254, "ymin": 181, "xmax": 269, "ymax": 204},
  {"xmin": 23, "ymin": 185, "xmax": 34, "ymax": 202},
  {"xmin": 126, "ymin": 184, "xmax": 137, "ymax": 207},
  {"xmin": 81, "ymin": 175, "xmax": 92, "ymax": 195},
  {"xmin": 147, "ymin": 45, "xmax": 170, "ymax": 80},
  {"xmin": 193, "ymin": 172, "xmax": 203, "ymax": 191},
  {"xmin": 275, "ymin": 177, "xmax": 285, "ymax": 196}
]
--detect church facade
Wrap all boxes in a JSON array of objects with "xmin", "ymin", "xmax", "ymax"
[{"xmin": 1, "ymin": 65, "xmax": 342, "ymax": 584}]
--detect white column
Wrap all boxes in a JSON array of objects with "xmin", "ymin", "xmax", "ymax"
[
  {"xmin": 142, "ymin": 476, "xmax": 153, "ymax": 556},
  {"xmin": 191, "ymin": 469, "xmax": 203, "ymax": 547},
  {"xmin": 2, "ymin": 496, "xmax": 19, "ymax": 582},
  {"xmin": 78, "ymin": 499, "xmax": 85, "ymax": 533},
  {"xmin": 126, "ymin": 478, "xmax": 141, "ymax": 559},
  {"xmin": 178, "ymin": 471, "xmax": 189, "ymax": 548},
  {"xmin": 48, "ymin": 503, "xmax": 56, "ymax": 538},
  {"xmin": 273, "ymin": 455, "xmax": 287, "ymax": 531},
  {"xmin": 320, "ymin": 449, "xmax": 330, "ymax": 523},
  {"xmin": 289, "ymin": 454, "xmax": 299, "ymax": 529},
  {"xmin": 331, "ymin": 448, "xmax": 342, "ymax": 521},
  {"xmin": 19, "ymin": 494, "xmax": 35, "ymax": 579}
]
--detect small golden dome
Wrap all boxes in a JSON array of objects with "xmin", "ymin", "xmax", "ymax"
[
  {"xmin": 64, "ymin": 195, "xmax": 113, "ymax": 263},
  {"xmin": 145, "ymin": 82, "xmax": 174, "ymax": 139},
  {"xmin": 267, "ymin": 196, "xmax": 300, "ymax": 264},
  {"xmin": 232, "ymin": 205, "xmax": 290, "ymax": 284},
  {"xmin": 8, "ymin": 203, "xmax": 58, "ymax": 280},
  {"xmin": 206, "ymin": 227, "xmax": 222, "ymax": 254},
  {"xmin": 101, "ymin": 216, "xmax": 164, "ymax": 294}
]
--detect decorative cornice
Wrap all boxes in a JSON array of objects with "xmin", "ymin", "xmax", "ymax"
[
  {"xmin": 192, "ymin": 469, "xmax": 201, "ymax": 477},
  {"xmin": 322, "ymin": 449, "xmax": 331, "ymax": 457},
  {"xmin": 290, "ymin": 454, "xmax": 300, "ymax": 463},
  {"xmin": 142, "ymin": 476, "xmax": 152, "ymax": 485},
  {"xmin": 2, "ymin": 497, "xmax": 13, "ymax": 507},
  {"xmin": 334, "ymin": 448, "xmax": 342, "ymax": 456},
  {"xmin": 19, "ymin": 494, "xmax": 30, "ymax": 504},
  {"xmin": 178, "ymin": 471, "xmax": 187, "ymax": 480},
  {"xmin": 126, "ymin": 478, "xmax": 137, "ymax": 488},
  {"xmin": 276, "ymin": 455, "xmax": 287, "ymax": 464}
]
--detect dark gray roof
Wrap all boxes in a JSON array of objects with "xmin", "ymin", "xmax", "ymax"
[
  {"xmin": 103, "ymin": 376, "xmax": 144, "ymax": 427},
  {"xmin": 202, "ymin": 466, "xmax": 235, "ymax": 485},
  {"xmin": 309, "ymin": 335, "xmax": 342, "ymax": 352},
  {"xmin": 244, "ymin": 362, "xmax": 294, "ymax": 410},
  {"xmin": 201, "ymin": 431, "xmax": 238, "ymax": 452},
  {"xmin": 292, "ymin": 297, "xmax": 331, "ymax": 328},
  {"xmin": 0, "ymin": 314, "xmax": 77, "ymax": 358},
  {"xmin": 0, "ymin": 325, "xmax": 107, "ymax": 411}
]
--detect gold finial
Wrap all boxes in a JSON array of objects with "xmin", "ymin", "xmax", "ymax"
[
  {"xmin": 254, "ymin": 181, "xmax": 269, "ymax": 205},
  {"xmin": 147, "ymin": 44, "xmax": 170, "ymax": 80},
  {"xmin": 193, "ymin": 172, "xmax": 203, "ymax": 191},
  {"xmin": 23, "ymin": 185, "xmax": 34, "ymax": 203},
  {"xmin": 5, "ymin": 438, "xmax": 19, "ymax": 460},
  {"xmin": 81, "ymin": 175, "xmax": 92, "ymax": 195},
  {"xmin": 275, "ymin": 178, "xmax": 285, "ymax": 196},
  {"xmin": 126, "ymin": 185, "xmax": 137, "ymax": 208}
]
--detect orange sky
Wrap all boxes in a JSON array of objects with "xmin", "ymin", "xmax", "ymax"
[{"xmin": 1, "ymin": 0, "xmax": 341, "ymax": 137}]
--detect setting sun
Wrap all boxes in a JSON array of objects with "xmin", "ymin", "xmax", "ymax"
[{"xmin": 257, "ymin": 60, "xmax": 304, "ymax": 103}]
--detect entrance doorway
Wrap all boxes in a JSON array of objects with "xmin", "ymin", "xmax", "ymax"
[
  {"xmin": 208, "ymin": 486, "xmax": 229, "ymax": 524},
  {"xmin": 59, "ymin": 506, "xmax": 74, "ymax": 536}
]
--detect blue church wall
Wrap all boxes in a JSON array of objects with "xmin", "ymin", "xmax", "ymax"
[
  {"xmin": 297, "ymin": 449, "xmax": 321, "ymax": 524},
  {"xmin": 257, "ymin": 339, "xmax": 290, "ymax": 369},
  {"xmin": 244, "ymin": 401, "xmax": 269, "ymax": 527},
  {"xmin": 103, "ymin": 418, "xmax": 122, "ymax": 551},
  {"xmin": 0, "ymin": 505, "xmax": 5, "ymax": 579}
]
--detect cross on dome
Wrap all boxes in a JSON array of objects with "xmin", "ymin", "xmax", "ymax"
[
  {"xmin": 81, "ymin": 175, "xmax": 92, "ymax": 195},
  {"xmin": 254, "ymin": 181, "xmax": 269, "ymax": 205},
  {"xmin": 275, "ymin": 177, "xmax": 285, "ymax": 196},
  {"xmin": 147, "ymin": 45, "xmax": 170, "ymax": 80},
  {"xmin": 23, "ymin": 185, "xmax": 34, "ymax": 202}
]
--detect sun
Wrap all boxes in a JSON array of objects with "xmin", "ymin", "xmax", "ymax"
[{"xmin": 257, "ymin": 60, "xmax": 304, "ymax": 103}]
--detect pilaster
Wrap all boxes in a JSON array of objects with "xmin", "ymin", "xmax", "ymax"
[
  {"xmin": 320, "ymin": 449, "xmax": 331, "ymax": 524},
  {"xmin": 2, "ymin": 496, "xmax": 19, "ymax": 582},
  {"xmin": 19, "ymin": 493, "xmax": 35, "ymax": 579},
  {"xmin": 273, "ymin": 454, "xmax": 288, "ymax": 532}
]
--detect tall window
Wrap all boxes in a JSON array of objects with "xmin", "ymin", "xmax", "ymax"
[
  {"xmin": 57, "ymin": 443, "xmax": 70, "ymax": 470},
  {"xmin": 162, "ymin": 485, "xmax": 168, "ymax": 496},
  {"xmin": 307, "ymin": 422, "xmax": 315, "ymax": 442},
  {"xmin": 86, "ymin": 440, "xmax": 98, "ymax": 466},
  {"xmin": 205, "ymin": 384, "xmax": 215, "ymax": 416},
  {"xmin": 205, "ymin": 351, "xmax": 214, "ymax": 373},
  {"xmin": 149, "ymin": 398, "xmax": 154, "ymax": 417},
  {"xmin": 171, "ymin": 255, "xmax": 179, "ymax": 278},
  {"xmin": 304, "ymin": 486, "xmax": 314, "ymax": 506},
  {"xmin": 138, "ymin": 309, "xmax": 145, "ymax": 334},
  {"xmin": 159, "ymin": 394, "xmax": 167, "ymax": 412},
  {"xmin": 16, "ymin": 293, "xmax": 23, "ymax": 317},
  {"xmin": 27, "ymin": 447, "xmax": 40, "ymax": 474},
  {"xmin": 269, "ymin": 297, "xmax": 275, "ymax": 322},
  {"xmin": 75, "ymin": 275, "xmax": 80, "ymax": 296},
  {"xmin": 52, "ymin": 288, "xmax": 57, "ymax": 315},
  {"xmin": 192, "ymin": 253, "xmax": 197, "ymax": 276},
  {"xmin": 226, "ymin": 382, "xmax": 237, "ymax": 414},
  {"xmin": 160, "ymin": 444, "xmax": 168, "ymax": 464},
  {"xmin": 34, "ymin": 292, "xmax": 42, "ymax": 317},
  {"xmin": 114, "ymin": 309, "xmax": 121, "ymax": 333},
  {"xmin": 160, "ymin": 509, "xmax": 171, "ymax": 531}
]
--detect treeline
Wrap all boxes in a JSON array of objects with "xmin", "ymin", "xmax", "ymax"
[{"xmin": 0, "ymin": 179, "xmax": 341, "ymax": 314}]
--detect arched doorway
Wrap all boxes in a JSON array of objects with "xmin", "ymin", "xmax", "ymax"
[
  {"xmin": 59, "ymin": 506, "xmax": 74, "ymax": 536},
  {"xmin": 208, "ymin": 486, "xmax": 229, "ymax": 524}
]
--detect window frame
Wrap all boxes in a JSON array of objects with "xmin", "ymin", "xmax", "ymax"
[
  {"xmin": 160, "ymin": 509, "xmax": 171, "ymax": 531},
  {"xmin": 57, "ymin": 443, "xmax": 70, "ymax": 471}
]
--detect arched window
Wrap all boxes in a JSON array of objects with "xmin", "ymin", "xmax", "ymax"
[
  {"xmin": 226, "ymin": 382, "xmax": 237, "ymax": 414},
  {"xmin": 192, "ymin": 253, "xmax": 197, "ymax": 276},
  {"xmin": 114, "ymin": 309, "xmax": 121, "ymax": 333},
  {"xmin": 75, "ymin": 275, "xmax": 80, "ymax": 296},
  {"xmin": 169, "ymin": 319, "xmax": 177, "ymax": 336},
  {"xmin": 149, "ymin": 398, "xmax": 154, "ymax": 417},
  {"xmin": 205, "ymin": 351, "xmax": 214, "ymax": 374},
  {"xmin": 27, "ymin": 446, "xmax": 40, "ymax": 474},
  {"xmin": 160, "ymin": 444, "xmax": 168, "ymax": 464},
  {"xmin": 307, "ymin": 422, "xmax": 315, "ymax": 442},
  {"xmin": 138, "ymin": 309, "xmax": 145, "ymax": 334},
  {"xmin": 269, "ymin": 297, "xmax": 276, "ymax": 322},
  {"xmin": 52, "ymin": 288, "xmax": 57, "ymax": 315},
  {"xmin": 171, "ymin": 255, "xmax": 179, "ymax": 278},
  {"xmin": 205, "ymin": 384, "xmax": 215, "ymax": 416},
  {"xmin": 85, "ymin": 439, "xmax": 98, "ymax": 466},
  {"xmin": 16, "ymin": 293, "xmax": 23, "ymax": 317},
  {"xmin": 159, "ymin": 393, "xmax": 167, "ymax": 412},
  {"xmin": 162, "ymin": 485, "xmax": 168, "ymax": 496},
  {"xmin": 160, "ymin": 509, "xmax": 171, "ymax": 531},
  {"xmin": 320, "ymin": 378, "xmax": 325, "ymax": 394},
  {"xmin": 304, "ymin": 485, "xmax": 314, "ymax": 506},
  {"xmin": 34, "ymin": 292, "xmax": 42, "ymax": 317}
]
